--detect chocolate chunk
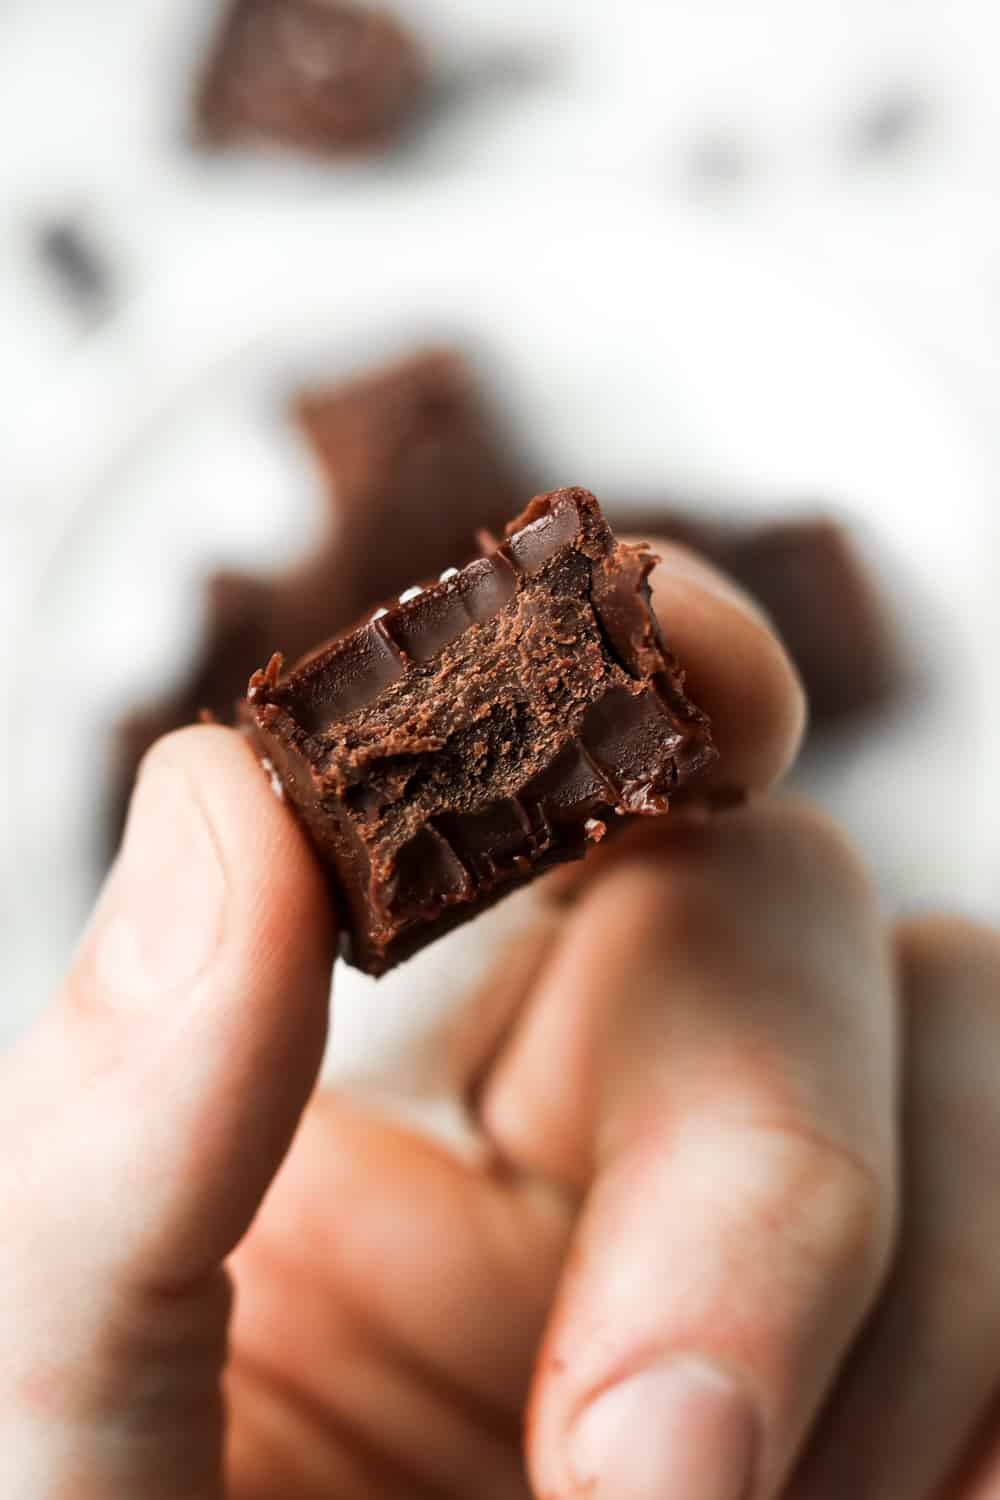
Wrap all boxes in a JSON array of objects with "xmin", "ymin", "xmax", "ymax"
[
  {"xmin": 242, "ymin": 487, "xmax": 716, "ymax": 975},
  {"xmin": 195, "ymin": 0, "xmax": 426, "ymax": 155},
  {"xmin": 108, "ymin": 348, "xmax": 528, "ymax": 852},
  {"xmin": 615, "ymin": 508, "xmax": 903, "ymax": 725}
]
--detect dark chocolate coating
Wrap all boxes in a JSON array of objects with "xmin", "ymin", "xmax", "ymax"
[
  {"xmin": 109, "ymin": 348, "xmax": 528, "ymax": 852},
  {"xmin": 195, "ymin": 0, "xmax": 425, "ymax": 155},
  {"xmin": 242, "ymin": 487, "xmax": 716, "ymax": 975},
  {"xmin": 615, "ymin": 508, "xmax": 902, "ymax": 724}
]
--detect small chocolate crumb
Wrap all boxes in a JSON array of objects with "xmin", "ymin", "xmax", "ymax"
[{"xmin": 35, "ymin": 220, "xmax": 112, "ymax": 316}]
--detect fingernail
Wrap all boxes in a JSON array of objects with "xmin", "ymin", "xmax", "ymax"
[
  {"xmin": 569, "ymin": 1357, "xmax": 757, "ymax": 1500},
  {"xmin": 91, "ymin": 760, "xmax": 226, "ymax": 1004}
]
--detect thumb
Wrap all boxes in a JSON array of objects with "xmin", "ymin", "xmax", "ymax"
[{"xmin": 0, "ymin": 726, "xmax": 335, "ymax": 1498}]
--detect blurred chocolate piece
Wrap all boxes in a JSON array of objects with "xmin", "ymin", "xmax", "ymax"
[
  {"xmin": 196, "ymin": 0, "xmax": 425, "ymax": 155},
  {"xmin": 242, "ymin": 488, "xmax": 716, "ymax": 974},
  {"xmin": 294, "ymin": 347, "xmax": 528, "ymax": 613},
  {"xmin": 109, "ymin": 348, "xmax": 528, "ymax": 848},
  {"xmin": 616, "ymin": 508, "xmax": 901, "ymax": 724}
]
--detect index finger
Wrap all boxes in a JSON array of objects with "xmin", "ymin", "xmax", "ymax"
[{"xmin": 639, "ymin": 537, "xmax": 806, "ymax": 795}]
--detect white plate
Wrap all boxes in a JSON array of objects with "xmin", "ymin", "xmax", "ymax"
[{"xmin": 7, "ymin": 178, "xmax": 996, "ymax": 1077}]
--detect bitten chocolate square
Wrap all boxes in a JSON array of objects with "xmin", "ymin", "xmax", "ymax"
[
  {"xmin": 241, "ymin": 487, "xmax": 716, "ymax": 975},
  {"xmin": 195, "ymin": 0, "xmax": 425, "ymax": 155}
]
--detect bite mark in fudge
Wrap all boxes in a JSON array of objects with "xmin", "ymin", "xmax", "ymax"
[
  {"xmin": 242, "ymin": 488, "xmax": 716, "ymax": 975},
  {"xmin": 195, "ymin": 0, "xmax": 425, "ymax": 155},
  {"xmin": 614, "ymin": 508, "xmax": 903, "ymax": 725}
]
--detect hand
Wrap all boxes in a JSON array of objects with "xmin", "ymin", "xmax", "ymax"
[{"xmin": 3, "ymin": 545, "xmax": 998, "ymax": 1500}]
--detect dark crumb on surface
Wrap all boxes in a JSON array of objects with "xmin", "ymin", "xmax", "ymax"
[{"xmin": 34, "ymin": 220, "xmax": 113, "ymax": 316}]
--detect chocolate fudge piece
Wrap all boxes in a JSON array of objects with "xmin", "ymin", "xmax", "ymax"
[
  {"xmin": 108, "ymin": 348, "xmax": 528, "ymax": 851},
  {"xmin": 196, "ymin": 0, "xmax": 425, "ymax": 155},
  {"xmin": 614, "ymin": 508, "xmax": 902, "ymax": 724},
  {"xmin": 242, "ymin": 487, "xmax": 716, "ymax": 975}
]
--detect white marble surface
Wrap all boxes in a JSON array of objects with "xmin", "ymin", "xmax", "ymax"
[{"xmin": 2, "ymin": 0, "xmax": 999, "ymax": 1075}]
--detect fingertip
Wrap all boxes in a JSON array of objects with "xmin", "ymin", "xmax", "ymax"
[{"xmin": 644, "ymin": 541, "xmax": 807, "ymax": 792}]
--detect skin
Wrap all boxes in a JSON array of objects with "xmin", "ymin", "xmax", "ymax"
[{"xmin": 1, "ymin": 542, "xmax": 999, "ymax": 1500}]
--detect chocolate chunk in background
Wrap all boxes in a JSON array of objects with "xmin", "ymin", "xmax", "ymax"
[
  {"xmin": 613, "ymin": 507, "xmax": 903, "ymax": 725},
  {"xmin": 108, "ymin": 347, "xmax": 533, "ymax": 851},
  {"xmin": 195, "ymin": 0, "xmax": 426, "ymax": 155},
  {"xmin": 242, "ymin": 487, "xmax": 716, "ymax": 976}
]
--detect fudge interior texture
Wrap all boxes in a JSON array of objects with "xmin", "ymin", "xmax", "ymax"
[{"xmin": 243, "ymin": 487, "xmax": 716, "ymax": 974}]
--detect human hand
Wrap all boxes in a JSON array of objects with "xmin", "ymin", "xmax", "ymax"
[{"xmin": 3, "ymin": 545, "xmax": 998, "ymax": 1500}]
